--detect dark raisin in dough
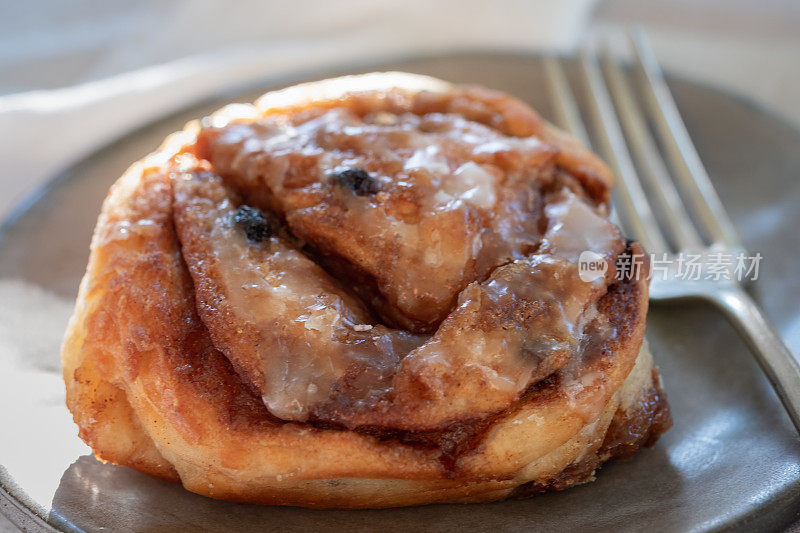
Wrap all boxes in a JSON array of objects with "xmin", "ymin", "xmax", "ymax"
[
  {"xmin": 233, "ymin": 205, "xmax": 272, "ymax": 242},
  {"xmin": 330, "ymin": 168, "xmax": 379, "ymax": 196}
]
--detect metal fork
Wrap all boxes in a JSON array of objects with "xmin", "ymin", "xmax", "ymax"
[{"xmin": 544, "ymin": 30, "xmax": 800, "ymax": 434}]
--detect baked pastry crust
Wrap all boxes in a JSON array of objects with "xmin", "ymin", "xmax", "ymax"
[{"xmin": 62, "ymin": 73, "xmax": 670, "ymax": 508}]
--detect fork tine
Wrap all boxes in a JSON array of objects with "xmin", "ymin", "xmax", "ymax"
[
  {"xmin": 630, "ymin": 29, "xmax": 744, "ymax": 252},
  {"xmin": 543, "ymin": 56, "xmax": 591, "ymax": 147},
  {"xmin": 577, "ymin": 45, "xmax": 669, "ymax": 254},
  {"xmin": 599, "ymin": 45, "xmax": 704, "ymax": 253},
  {"xmin": 543, "ymin": 56, "xmax": 625, "ymax": 229}
]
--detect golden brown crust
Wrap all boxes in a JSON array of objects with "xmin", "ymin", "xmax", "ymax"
[{"xmin": 62, "ymin": 72, "xmax": 670, "ymax": 508}]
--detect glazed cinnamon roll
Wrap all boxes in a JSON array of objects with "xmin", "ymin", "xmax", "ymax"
[{"xmin": 62, "ymin": 73, "xmax": 671, "ymax": 508}]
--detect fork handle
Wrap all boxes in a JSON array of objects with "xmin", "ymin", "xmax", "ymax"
[{"xmin": 709, "ymin": 286, "xmax": 800, "ymax": 434}]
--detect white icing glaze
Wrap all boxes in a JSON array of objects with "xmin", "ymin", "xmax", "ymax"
[
  {"xmin": 442, "ymin": 162, "xmax": 497, "ymax": 210},
  {"xmin": 185, "ymin": 102, "xmax": 625, "ymax": 427}
]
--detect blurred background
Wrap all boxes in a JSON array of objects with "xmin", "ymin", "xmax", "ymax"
[
  {"xmin": 0, "ymin": 0, "xmax": 798, "ymax": 222},
  {"xmin": 1, "ymin": 0, "xmax": 798, "ymax": 112}
]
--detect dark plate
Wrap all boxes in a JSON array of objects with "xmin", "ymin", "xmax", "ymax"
[{"xmin": 1, "ymin": 52, "xmax": 799, "ymax": 532}]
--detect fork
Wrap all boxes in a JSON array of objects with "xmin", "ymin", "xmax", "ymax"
[{"xmin": 543, "ymin": 30, "xmax": 800, "ymax": 435}]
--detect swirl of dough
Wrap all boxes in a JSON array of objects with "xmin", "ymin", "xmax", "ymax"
[
  {"xmin": 62, "ymin": 73, "xmax": 670, "ymax": 508},
  {"xmin": 172, "ymin": 159, "xmax": 623, "ymax": 429}
]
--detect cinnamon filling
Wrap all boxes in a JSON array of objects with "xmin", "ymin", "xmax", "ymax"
[{"xmin": 170, "ymin": 94, "xmax": 641, "ymax": 441}]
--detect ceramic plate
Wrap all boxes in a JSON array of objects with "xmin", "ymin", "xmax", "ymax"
[{"xmin": 1, "ymin": 53, "xmax": 799, "ymax": 532}]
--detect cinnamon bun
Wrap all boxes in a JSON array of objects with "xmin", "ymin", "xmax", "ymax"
[{"xmin": 62, "ymin": 72, "xmax": 671, "ymax": 508}]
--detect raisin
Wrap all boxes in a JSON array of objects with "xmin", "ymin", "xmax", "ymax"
[
  {"xmin": 233, "ymin": 205, "xmax": 272, "ymax": 242},
  {"xmin": 330, "ymin": 168, "xmax": 379, "ymax": 196}
]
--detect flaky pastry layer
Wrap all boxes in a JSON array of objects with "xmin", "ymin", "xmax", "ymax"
[{"xmin": 62, "ymin": 73, "xmax": 670, "ymax": 508}]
